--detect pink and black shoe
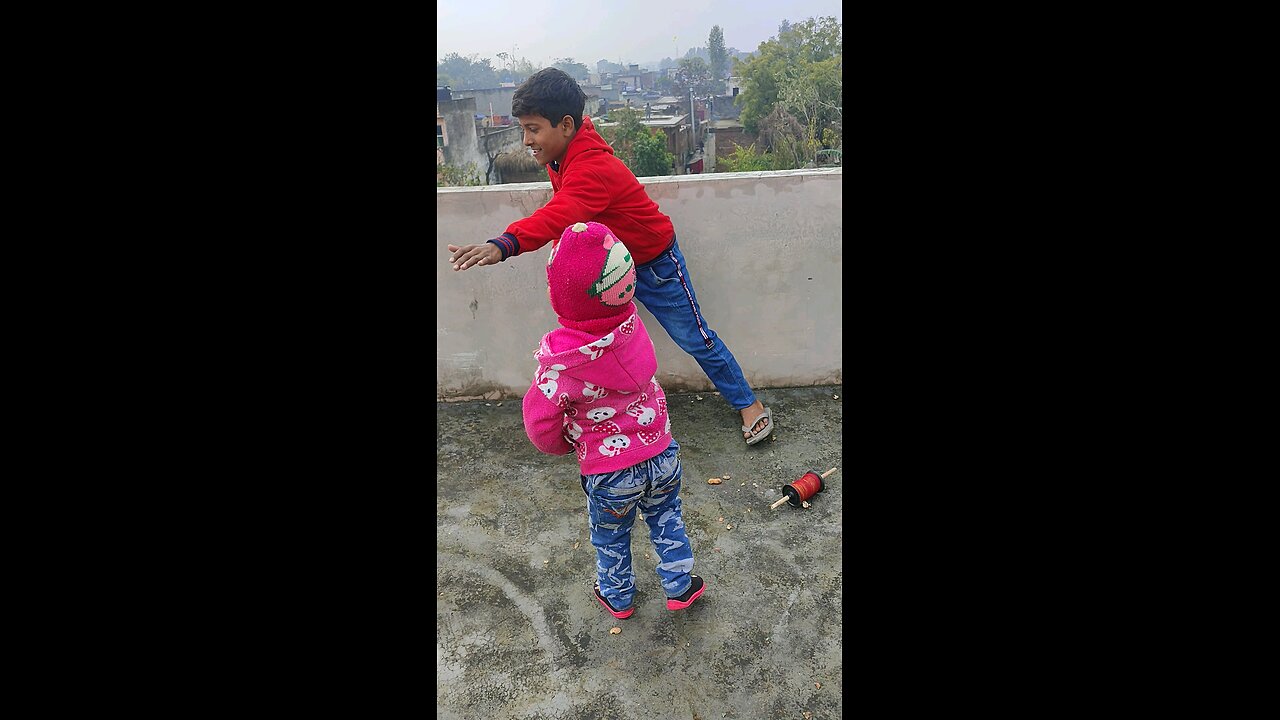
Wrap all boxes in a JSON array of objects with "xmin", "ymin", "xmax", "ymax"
[
  {"xmin": 666, "ymin": 575, "xmax": 705, "ymax": 611},
  {"xmin": 593, "ymin": 584, "xmax": 634, "ymax": 619}
]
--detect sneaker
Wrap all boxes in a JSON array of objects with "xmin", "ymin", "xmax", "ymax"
[
  {"xmin": 593, "ymin": 584, "xmax": 634, "ymax": 619},
  {"xmin": 666, "ymin": 575, "xmax": 705, "ymax": 611}
]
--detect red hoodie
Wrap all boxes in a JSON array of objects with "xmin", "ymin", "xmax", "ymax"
[{"xmin": 502, "ymin": 117, "xmax": 676, "ymax": 265}]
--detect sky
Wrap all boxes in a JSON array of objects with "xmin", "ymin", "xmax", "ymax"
[{"xmin": 437, "ymin": 0, "xmax": 842, "ymax": 70}]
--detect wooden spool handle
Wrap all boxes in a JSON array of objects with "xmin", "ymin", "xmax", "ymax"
[
  {"xmin": 820, "ymin": 467, "xmax": 838, "ymax": 479},
  {"xmin": 770, "ymin": 495, "xmax": 789, "ymax": 510}
]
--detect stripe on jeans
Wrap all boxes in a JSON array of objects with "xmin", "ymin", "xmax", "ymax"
[{"xmin": 667, "ymin": 249, "xmax": 714, "ymax": 349}]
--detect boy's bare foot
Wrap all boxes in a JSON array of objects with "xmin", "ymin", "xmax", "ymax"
[{"xmin": 740, "ymin": 400, "xmax": 771, "ymax": 441}]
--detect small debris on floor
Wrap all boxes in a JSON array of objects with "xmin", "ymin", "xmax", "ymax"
[
  {"xmin": 713, "ymin": 547, "xmax": 722, "ymax": 552},
  {"xmin": 695, "ymin": 395, "xmax": 703, "ymax": 401},
  {"xmin": 725, "ymin": 524, "xmax": 733, "ymax": 530},
  {"xmin": 815, "ymin": 682, "xmax": 822, "ymax": 689},
  {"xmin": 497, "ymin": 402, "xmax": 503, "ymax": 407},
  {"xmin": 717, "ymin": 517, "xmax": 724, "ymax": 522},
  {"xmin": 609, "ymin": 627, "xmax": 622, "ymax": 635},
  {"xmin": 804, "ymin": 712, "xmax": 813, "ymax": 720},
  {"xmin": 543, "ymin": 559, "xmax": 550, "ymax": 564},
  {"xmin": 572, "ymin": 542, "xmax": 579, "ymax": 550},
  {"xmin": 707, "ymin": 478, "xmax": 723, "ymax": 485},
  {"xmin": 833, "ymin": 394, "xmax": 839, "ymax": 399},
  {"xmin": 721, "ymin": 474, "xmax": 731, "ymax": 480},
  {"xmin": 801, "ymin": 501, "xmax": 811, "ymax": 509}
]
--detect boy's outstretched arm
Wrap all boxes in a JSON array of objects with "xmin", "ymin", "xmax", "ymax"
[
  {"xmin": 446, "ymin": 241, "xmax": 502, "ymax": 271},
  {"xmin": 451, "ymin": 171, "xmax": 611, "ymax": 271}
]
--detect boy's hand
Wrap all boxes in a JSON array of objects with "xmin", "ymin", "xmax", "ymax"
[{"xmin": 447, "ymin": 242, "xmax": 502, "ymax": 271}]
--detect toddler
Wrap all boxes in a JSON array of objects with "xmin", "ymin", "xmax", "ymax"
[{"xmin": 523, "ymin": 220, "xmax": 705, "ymax": 618}]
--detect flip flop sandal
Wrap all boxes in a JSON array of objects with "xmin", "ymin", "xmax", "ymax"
[{"xmin": 742, "ymin": 406, "xmax": 774, "ymax": 445}]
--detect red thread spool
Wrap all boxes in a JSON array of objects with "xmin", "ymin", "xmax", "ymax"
[{"xmin": 771, "ymin": 467, "xmax": 837, "ymax": 510}]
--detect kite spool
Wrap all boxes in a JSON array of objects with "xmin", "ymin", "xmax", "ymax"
[{"xmin": 770, "ymin": 467, "xmax": 837, "ymax": 510}]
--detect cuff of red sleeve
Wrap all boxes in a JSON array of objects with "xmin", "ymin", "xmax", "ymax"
[{"xmin": 487, "ymin": 233, "xmax": 520, "ymax": 260}]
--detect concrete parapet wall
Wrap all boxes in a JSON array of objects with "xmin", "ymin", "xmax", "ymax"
[{"xmin": 436, "ymin": 168, "xmax": 842, "ymax": 400}]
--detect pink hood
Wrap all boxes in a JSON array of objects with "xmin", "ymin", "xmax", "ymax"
[{"xmin": 522, "ymin": 310, "xmax": 672, "ymax": 474}]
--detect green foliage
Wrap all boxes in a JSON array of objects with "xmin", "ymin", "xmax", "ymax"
[
  {"xmin": 735, "ymin": 16, "xmax": 842, "ymax": 136},
  {"xmin": 708, "ymin": 26, "xmax": 728, "ymax": 82},
  {"xmin": 437, "ymin": 162, "xmax": 484, "ymax": 187},
  {"xmin": 632, "ymin": 131, "xmax": 674, "ymax": 177},
  {"xmin": 604, "ymin": 107, "xmax": 645, "ymax": 165},
  {"xmin": 757, "ymin": 106, "xmax": 819, "ymax": 170},
  {"xmin": 676, "ymin": 57, "xmax": 717, "ymax": 98},
  {"xmin": 436, "ymin": 53, "xmax": 500, "ymax": 90},
  {"xmin": 602, "ymin": 108, "xmax": 672, "ymax": 177},
  {"xmin": 550, "ymin": 58, "xmax": 591, "ymax": 81},
  {"xmin": 717, "ymin": 143, "xmax": 774, "ymax": 173}
]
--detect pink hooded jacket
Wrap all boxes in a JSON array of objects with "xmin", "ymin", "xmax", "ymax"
[{"xmin": 522, "ymin": 221, "xmax": 672, "ymax": 474}]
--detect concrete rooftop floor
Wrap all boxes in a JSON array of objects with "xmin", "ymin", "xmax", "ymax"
[{"xmin": 437, "ymin": 385, "xmax": 844, "ymax": 720}]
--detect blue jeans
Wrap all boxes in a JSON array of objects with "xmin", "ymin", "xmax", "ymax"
[
  {"xmin": 634, "ymin": 236, "xmax": 757, "ymax": 411},
  {"xmin": 582, "ymin": 440, "xmax": 694, "ymax": 609}
]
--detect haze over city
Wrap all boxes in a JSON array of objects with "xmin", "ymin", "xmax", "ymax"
[{"xmin": 437, "ymin": 0, "xmax": 842, "ymax": 69}]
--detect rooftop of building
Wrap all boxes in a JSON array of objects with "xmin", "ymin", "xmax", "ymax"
[{"xmin": 436, "ymin": 385, "xmax": 844, "ymax": 719}]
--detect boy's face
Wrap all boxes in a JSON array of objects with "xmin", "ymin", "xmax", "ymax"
[{"xmin": 517, "ymin": 113, "xmax": 575, "ymax": 166}]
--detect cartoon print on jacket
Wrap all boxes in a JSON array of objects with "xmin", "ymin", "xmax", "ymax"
[
  {"xmin": 582, "ymin": 381, "xmax": 608, "ymax": 402},
  {"xmin": 536, "ymin": 363, "xmax": 567, "ymax": 399},
  {"xmin": 558, "ymin": 393, "xmax": 578, "ymax": 417},
  {"xmin": 599, "ymin": 433, "xmax": 630, "ymax": 457},
  {"xmin": 522, "ymin": 277, "xmax": 672, "ymax": 474},
  {"xmin": 625, "ymin": 397, "xmax": 656, "ymax": 427},
  {"xmin": 564, "ymin": 420, "xmax": 583, "ymax": 441},
  {"xmin": 579, "ymin": 332, "xmax": 615, "ymax": 361},
  {"xmin": 637, "ymin": 428, "xmax": 663, "ymax": 445}
]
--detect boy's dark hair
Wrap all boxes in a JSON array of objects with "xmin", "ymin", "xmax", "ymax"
[{"xmin": 512, "ymin": 68, "xmax": 587, "ymax": 130}]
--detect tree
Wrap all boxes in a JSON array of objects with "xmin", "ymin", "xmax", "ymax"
[
  {"xmin": 601, "ymin": 108, "xmax": 672, "ymax": 177},
  {"xmin": 436, "ymin": 53, "xmax": 500, "ymax": 90},
  {"xmin": 718, "ymin": 143, "xmax": 773, "ymax": 172},
  {"xmin": 708, "ymin": 26, "xmax": 728, "ymax": 82},
  {"xmin": 632, "ymin": 131, "xmax": 674, "ymax": 177},
  {"xmin": 757, "ymin": 106, "xmax": 812, "ymax": 170},
  {"xmin": 512, "ymin": 57, "xmax": 537, "ymax": 81},
  {"xmin": 659, "ymin": 57, "xmax": 676, "ymax": 70},
  {"xmin": 676, "ymin": 56, "xmax": 716, "ymax": 98},
  {"xmin": 734, "ymin": 16, "xmax": 841, "ymax": 136},
  {"xmin": 603, "ymin": 107, "xmax": 644, "ymax": 166},
  {"xmin": 437, "ymin": 162, "xmax": 483, "ymax": 187},
  {"xmin": 550, "ymin": 58, "xmax": 591, "ymax": 80}
]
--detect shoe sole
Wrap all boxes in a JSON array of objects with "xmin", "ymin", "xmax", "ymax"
[
  {"xmin": 666, "ymin": 580, "xmax": 706, "ymax": 611},
  {"xmin": 594, "ymin": 588, "xmax": 634, "ymax": 619}
]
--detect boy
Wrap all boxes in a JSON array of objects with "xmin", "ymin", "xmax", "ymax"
[
  {"xmin": 523, "ymin": 220, "xmax": 704, "ymax": 617},
  {"xmin": 447, "ymin": 67, "xmax": 774, "ymax": 445}
]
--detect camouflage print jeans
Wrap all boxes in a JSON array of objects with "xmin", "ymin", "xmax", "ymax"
[{"xmin": 581, "ymin": 439, "xmax": 695, "ymax": 610}]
